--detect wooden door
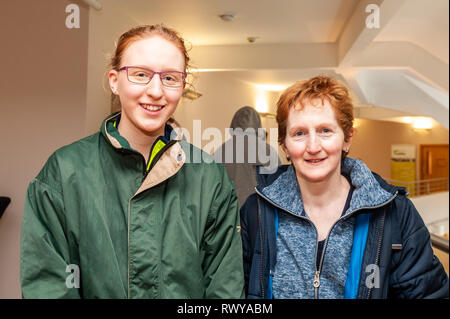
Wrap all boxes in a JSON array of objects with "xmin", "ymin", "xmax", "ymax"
[{"xmin": 419, "ymin": 144, "xmax": 449, "ymax": 194}]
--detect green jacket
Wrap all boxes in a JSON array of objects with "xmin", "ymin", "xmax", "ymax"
[{"xmin": 21, "ymin": 113, "xmax": 245, "ymax": 299}]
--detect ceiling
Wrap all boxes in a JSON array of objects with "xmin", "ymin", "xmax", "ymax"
[
  {"xmin": 97, "ymin": 0, "xmax": 360, "ymax": 45},
  {"xmin": 85, "ymin": 0, "xmax": 449, "ymax": 128}
]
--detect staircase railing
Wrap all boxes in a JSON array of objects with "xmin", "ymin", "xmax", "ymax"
[{"xmin": 387, "ymin": 177, "xmax": 449, "ymax": 197}]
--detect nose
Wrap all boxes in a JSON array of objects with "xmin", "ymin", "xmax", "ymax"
[
  {"xmin": 145, "ymin": 74, "xmax": 164, "ymax": 99},
  {"xmin": 306, "ymin": 133, "xmax": 321, "ymax": 154}
]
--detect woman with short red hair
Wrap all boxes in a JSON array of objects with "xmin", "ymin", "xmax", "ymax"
[{"xmin": 240, "ymin": 75, "xmax": 448, "ymax": 299}]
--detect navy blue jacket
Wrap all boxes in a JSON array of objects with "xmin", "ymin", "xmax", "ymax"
[{"xmin": 240, "ymin": 163, "xmax": 449, "ymax": 299}]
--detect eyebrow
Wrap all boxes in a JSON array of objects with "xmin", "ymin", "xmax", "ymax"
[
  {"xmin": 131, "ymin": 65, "xmax": 184, "ymax": 72},
  {"xmin": 288, "ymin": 122, "xmax": 337, "ymax": 131}
]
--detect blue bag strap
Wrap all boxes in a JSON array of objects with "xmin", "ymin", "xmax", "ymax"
[
  {"xmin": 344, "ymin": 212, "xmax": 370, "ymax": 299},
  {"xmin": 267, "ymin": 208, "xmax": 279, "ymax": 299}
]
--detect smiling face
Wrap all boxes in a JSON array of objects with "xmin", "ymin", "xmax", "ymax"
[
  {"xmin": 282, "ymin": 99, "xmax": 352, "ymax": 184},
  {"xmin": 108, "ymin": 36, "xmax": 185, "ymax": 138}
]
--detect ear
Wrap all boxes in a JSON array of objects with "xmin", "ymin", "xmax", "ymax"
[
  {"xmin": 108, "ymin": 70, "xmax": 119, "ymax": 95},
  {"xmin": 344, "ymin": 128, "xmax": 354, "ymax": 151},
  {"xmin": 281, "ymin": 142, "xmax": 289, "ymax": 158}
]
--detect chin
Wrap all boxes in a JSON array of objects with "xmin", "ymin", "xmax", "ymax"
[
  {"xmin": 296, "ymin": 166, "xmax": 337, "ymax": 184},
  {"xmin": 138, "ymin": 121, "xmax": 165, "ymax": 135},
  {"xmin": 300, "ymin": 174, "xmax": 329, "ymax": 183}
]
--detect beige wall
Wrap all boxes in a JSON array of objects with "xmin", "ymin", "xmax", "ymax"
[
  {"xmin": 173, "ymin": 72, "xmax": 259, "ymax": 150},
  {"xmin": 350, "ymin": 118, "xmax": 449, "ymax": 179},
  {"xmin": 0, "ymin": 1, "xmax": 89, "ymax": 298}
]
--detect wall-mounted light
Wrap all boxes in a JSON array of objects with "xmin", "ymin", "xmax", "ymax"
[
  {"xmin": 258, "ymin": 112, "xmax": 276, "ymax": 119},
  {"xmin": 182, "ymin": 88, "xmax": 202, "ymax": 100},
  {"xmin": 398, "ymin": 116, "xmax": 434, "ymax": 132},
  {"xmin": 255, "ymin": 89, "xmax": 269, "ymax": 113},
  {"xmin": 412, "ymin": 117, "xmax": 433, "ymax": 131},
  {"xmin": 401, "ymin": 117, "xmax": 413, "ymax": 124}
]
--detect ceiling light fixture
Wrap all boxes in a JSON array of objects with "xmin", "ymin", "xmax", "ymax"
[
  {"xmin": 218, "ymin": 13, "xmax": 235, "ymax": 22},
  {"xmin": 247, "ymin": 36, "xmax": 259, "ymax": 43}
]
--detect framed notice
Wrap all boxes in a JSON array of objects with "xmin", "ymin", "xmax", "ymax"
[{"xmin": 391, "ymin": 144, "xmax": 416, "ymax": 196}]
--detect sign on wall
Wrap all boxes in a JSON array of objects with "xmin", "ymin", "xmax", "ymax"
[{"xmin": 391, "ymin": 144, "xmax": 416, "ymax": 196}]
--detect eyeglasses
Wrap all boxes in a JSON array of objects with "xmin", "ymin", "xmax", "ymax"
[{"xmin": 119, "ymin": 66, "xmax": 186, "ymax": 88}]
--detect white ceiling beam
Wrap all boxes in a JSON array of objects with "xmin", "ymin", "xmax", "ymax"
[
  {"xmin": 354, "ymin": 41, "xmax": 449, "ymax": 93},
  {"xmin": 337, "ymin": 69, "xmax": 369, "ymax": 105},
  {"xmin": 337, "ymin": 0, "xmax": 406, "ymax": 67}
]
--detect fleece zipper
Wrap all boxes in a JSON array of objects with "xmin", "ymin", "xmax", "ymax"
[
  {"xmin": 366, "ymin": 210, "xmax": 386, "ymax": 299},
  {"xmin": 255, "ymin": 188, "xmax": 398, "ymax": 299}
]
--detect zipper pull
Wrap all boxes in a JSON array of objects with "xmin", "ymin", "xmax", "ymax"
[{"xmin": 313, "ymin": 271, "xmax": 320, "ymax": 288}]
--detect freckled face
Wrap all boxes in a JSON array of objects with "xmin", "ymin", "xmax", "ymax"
[
  {"xmin": 108, "ymin": 36, "xmax": 185, "ymax": 137},
  {"xmin": 282, "ymin": 99, "xmax": 351, "ymax": 183}
]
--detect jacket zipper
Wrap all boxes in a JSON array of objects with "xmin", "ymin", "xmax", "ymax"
[
  {"xmin": 128, "ymin": 152, "xmax": 146, "ymax": 299},
  {"xmin": 313, "ymin": 236, "xmax": 325, "ymax": 299},
  {"xmin": 255, "ymin": 188, "xmax": 398, "ymax": 299},
  {"xmin": 126, "ymin": 142, "xmax": 179, "ymax": 299},
  {"xmin": 117, "ymin": 134, "xmax": 179, "ymax": 298},
  {"xmin": 366, "ymin": 210, "xmax": 386, "ymax": 299},
  {"xmin": 256, "ymin": 197, "xmax": 265, "ymax": 298},
  {"xmin": 313, "ymin": 214, "xmax": 344, "ymax": 299}
]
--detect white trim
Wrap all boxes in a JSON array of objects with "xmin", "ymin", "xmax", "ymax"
[{"xmin": 81, "ymin": 0, "xmax": 102, "ymax": 10}]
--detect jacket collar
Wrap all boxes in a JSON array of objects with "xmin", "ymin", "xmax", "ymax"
[
  {"xmin": 101, "ymin": 112, "xmax": 123, "ymax": 149},
  {"xmin": 100, "ymin": 112, "xmax": 186, "ymax": 195},
  {"xmin": 258, "ymin": 157, "xmax": 396, "ymax": 217},
  {"xmin": 100, "ymin": 112, "xmax": 184, "ymax": 146}
]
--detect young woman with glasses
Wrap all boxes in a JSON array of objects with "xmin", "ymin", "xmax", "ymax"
[{"xmin": 20, "ymin": 24, "xmax": 244, "ymax": 299}]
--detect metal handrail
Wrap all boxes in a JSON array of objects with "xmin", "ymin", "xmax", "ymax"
[
  {"xmin": 389, "ymin": 177, "xmax": 449, "ymax": 184},
  {"xmin": 387, "ymin": 177, "xmax": 449, "ymax": 197},
  {"xmin": 430, "ymin": 233, "xmax": 449, "ymax": 253}
]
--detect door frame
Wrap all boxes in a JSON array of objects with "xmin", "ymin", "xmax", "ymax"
[{"xmin": 419, "ymin": 144, "xmax": 449, "ymax": 181}]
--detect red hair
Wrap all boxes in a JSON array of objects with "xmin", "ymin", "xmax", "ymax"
[
  {"xmin": 110, "ymin": 24, "xmax": 190, "ymax": 71},
  {"xmin": 276, "ymin": 75, "xmax": 354, "ymax": 148}
]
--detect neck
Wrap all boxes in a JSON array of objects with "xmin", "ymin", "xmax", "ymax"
[
  {"xmin": 117, "ymin": 116, "xmax": 163, "ymax": 157},
  {"xmin": 297, "ymin": 170, "xmax": 350, "ymax": 209}
]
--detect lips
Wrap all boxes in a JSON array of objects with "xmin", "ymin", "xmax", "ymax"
[
  {"xmin": 305, "ymin": 158, "xmax": 325, "ymax": 164},
  {"xmin": 139, "ymin": 103, "xmax": 164, "ymax": 112}
]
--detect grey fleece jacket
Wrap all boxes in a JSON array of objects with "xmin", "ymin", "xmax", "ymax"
[{"xmin": 258, "ymin": 158, "xmax": 394, "ymax": 298}]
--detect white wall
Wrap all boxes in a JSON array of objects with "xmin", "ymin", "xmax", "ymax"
[
  {"xmin": 0, "ymin": 0, "xmax": 89, "ymax": 298},
  {"xmin": 411, "ymin": 192, "xmax": 449, "ymax": 235}
]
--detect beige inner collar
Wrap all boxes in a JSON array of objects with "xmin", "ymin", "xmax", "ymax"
[
  {"xmin": 103, "ymin": 113, "xmax": 187, "ymax": 195},
  {"xmin": 135, "ymin": 141, "xmax": 186, "ymax": 196}
]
